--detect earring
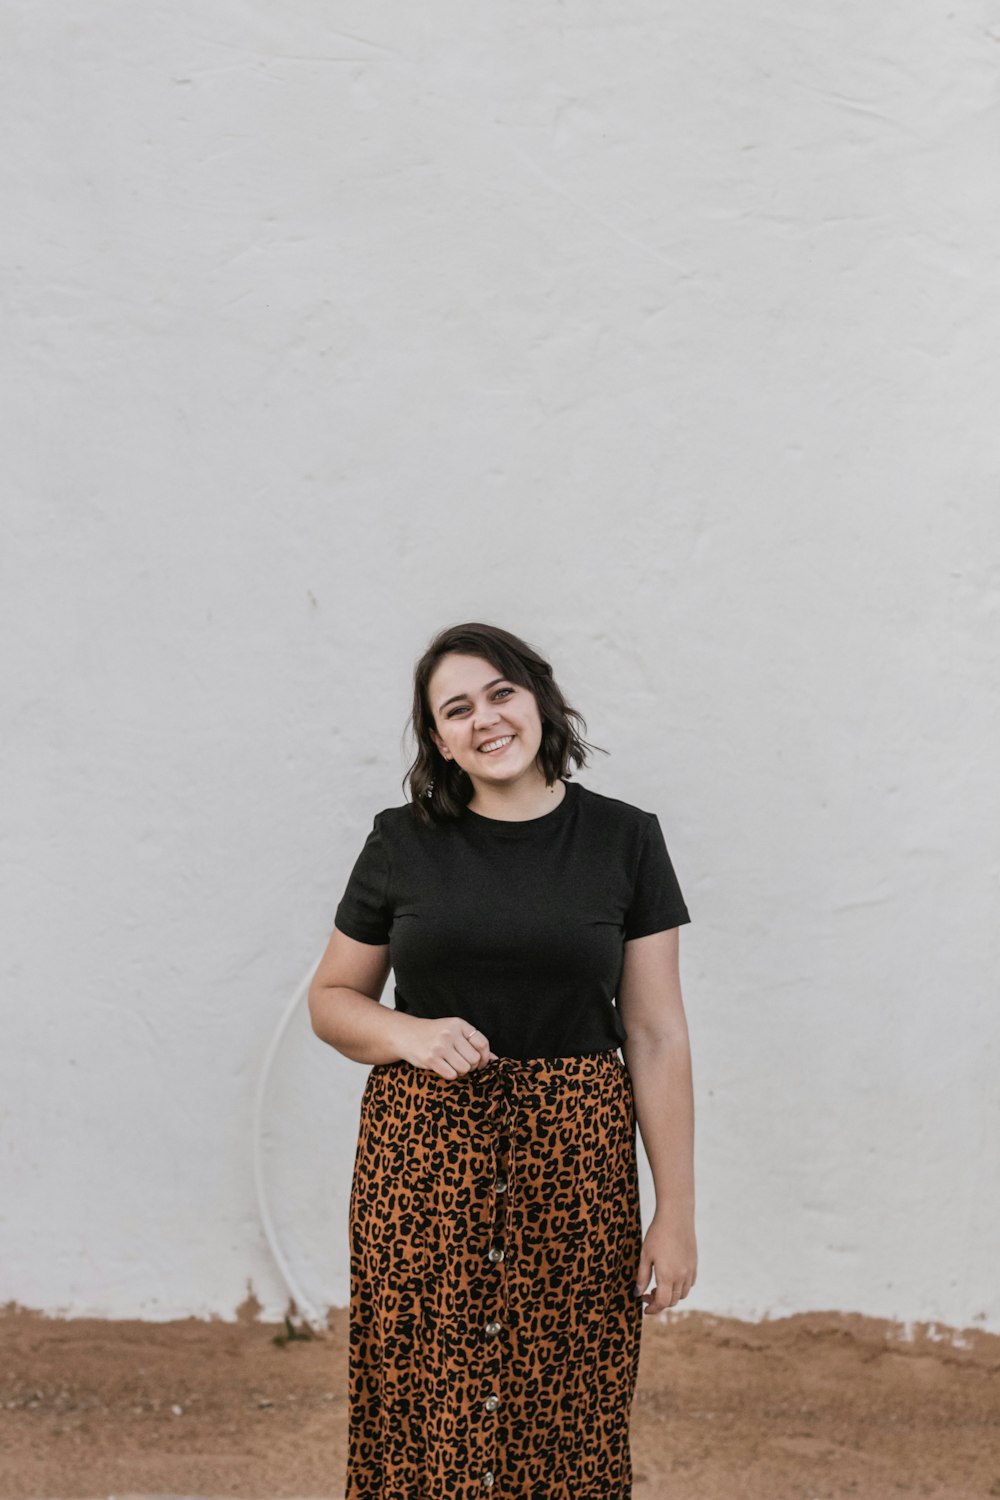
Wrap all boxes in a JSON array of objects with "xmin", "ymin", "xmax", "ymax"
[{"xmin": 425, "ymin": 777, "xmax": 435, "ymax": 798}]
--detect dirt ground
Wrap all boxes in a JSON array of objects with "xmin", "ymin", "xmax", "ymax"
[{"xmin": 1, "ymin": 1298, "xmax": 999, "ymax": 1500}]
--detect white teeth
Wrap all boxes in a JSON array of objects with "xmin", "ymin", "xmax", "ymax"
[{"xmin": 480, "ymin": 735, "xmax": 514, "ymax": 753}]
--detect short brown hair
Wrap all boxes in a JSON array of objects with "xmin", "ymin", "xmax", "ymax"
[{"xmin": 404, "ymin": 622, "xmax": 605, "ymax": 825}]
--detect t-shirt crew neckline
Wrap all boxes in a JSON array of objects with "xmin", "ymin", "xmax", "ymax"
[{"xmin": 461, "ymin": 777, "xmax": 577, "ymax": 838}]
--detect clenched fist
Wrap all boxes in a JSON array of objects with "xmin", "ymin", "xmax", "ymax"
[{"xmin": 399, "ymin": 1015, "xmax": 499, "ymax": 1078}]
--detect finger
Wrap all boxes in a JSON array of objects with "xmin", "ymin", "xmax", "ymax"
[
  {"xmin": 471, "ymin": 1036, "xmax": 495, "ymax": 1069},
  {"xmin": 451, "ymin": 1033, "xmax": 490, "ymax": 1073},
  {"xmin": 458, "ymin": 1026, "xmax": 494, "ymax": 1069},
  {"xmin": 464, "ymin": 1038, "xmax": 491, "ymax": 1074},
  {"xmin": 453, "ymin": 1028, "xmax": 483, "ymax": 1064}
]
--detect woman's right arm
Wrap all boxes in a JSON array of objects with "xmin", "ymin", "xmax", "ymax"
[
  {"xmin": 308, "ymin": 926, "xmax": 496, "ymax": 1073},
  {"xmin": 307, "ymin": 926, "xmax": 412, "ymax": 1064}
]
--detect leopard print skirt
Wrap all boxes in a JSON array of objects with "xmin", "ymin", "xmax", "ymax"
[{"xmin": 345, "ymin": 1049, "xmax": 644, "ymax": 1499}]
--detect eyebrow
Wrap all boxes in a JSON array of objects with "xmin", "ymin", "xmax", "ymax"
[{"xmin": 438, "ymin": 676, "xmax": 508, "ymax": 713}]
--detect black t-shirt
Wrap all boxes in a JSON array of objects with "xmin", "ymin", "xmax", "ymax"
[{"xmin": 333, "ymin": 777, "xmax": 691, "ymax": 1060}]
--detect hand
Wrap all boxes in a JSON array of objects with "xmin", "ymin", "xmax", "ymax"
[
  {"xmin": 634, "ymin": 1207, "xmax": 697, "ymax": 1314},
  {"xmin": 400, "ymin": 1015, "xmax": 499, "ymax": 1079}
]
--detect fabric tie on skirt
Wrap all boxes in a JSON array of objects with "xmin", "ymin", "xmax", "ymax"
[{"xmin": 346, "ymin": 1050, "xmax": 644, "ymax": 1500}]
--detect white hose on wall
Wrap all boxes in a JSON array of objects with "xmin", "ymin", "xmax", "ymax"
[{"xmin": 252, "ymin": 951, "xmax": 329, "ymax": 1332}]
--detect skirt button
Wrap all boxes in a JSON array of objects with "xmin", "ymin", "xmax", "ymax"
[
  {"xmin": 485, "ymin": 1319, "xmax": 502, "ymax": 1337},
  {"xmin": 488, "ymin": 1246, "xmax": 505, "ymax": 1263},
  {"xmin": 484, "ymin": 1394, "xmax": 499, "ymax": 1412}
]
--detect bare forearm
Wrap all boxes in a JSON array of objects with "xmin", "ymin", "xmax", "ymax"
[
  {"xmin": 622, "ymin": 1028, "xmax": 695, "ymax": 1215},
  {"xmin": 308, "ymin": 985, "xmax": 416, "ymax": 1065}
]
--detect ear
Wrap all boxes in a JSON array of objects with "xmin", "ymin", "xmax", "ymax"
[{"xmin": 429, "ymin": 727, "xmax": 448, "ymax": 758}]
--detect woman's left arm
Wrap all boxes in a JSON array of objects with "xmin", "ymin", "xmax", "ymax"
[{"xmin": 617, "ymin": 926, "xmax": 697, "ymax": 1313}]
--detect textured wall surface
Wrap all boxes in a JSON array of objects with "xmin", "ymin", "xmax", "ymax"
[{"xmin": 2, "ymin": 0, "xmax": 999, "ymax": 1329}]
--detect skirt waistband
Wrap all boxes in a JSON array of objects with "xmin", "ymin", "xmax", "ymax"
[
  {"xmin": 471, "ymin": 1047, "xmax": 622, "ymax": 1074},
  {"xmin": 380, "ymin": 1047, "xmax": 626, "ymax": 1090}
]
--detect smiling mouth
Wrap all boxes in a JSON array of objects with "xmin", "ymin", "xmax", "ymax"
[{"xmin": 478, "ymin": 734, "xmax": 515, "ymax": 754}]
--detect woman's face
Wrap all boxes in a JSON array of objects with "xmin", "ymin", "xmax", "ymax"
[{"xmin": 427, "ymin": 652, "xmax": 545, "ymax": 790}]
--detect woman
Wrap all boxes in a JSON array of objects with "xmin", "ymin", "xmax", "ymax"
[{"xmin": 309, "ymin": 621, "xmax": 697, "ymax": 1500}]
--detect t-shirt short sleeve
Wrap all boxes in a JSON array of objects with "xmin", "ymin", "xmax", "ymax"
[
  {"xmin": 334, "ymin": 815, "xmax": 392, "ymax": 945},
  {"xmin": 623, "ymin": 814, "xmax": 691, "ymax": 941}
]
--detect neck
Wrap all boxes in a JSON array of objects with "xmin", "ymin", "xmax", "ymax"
[{"xmin": 466, "ymin": 773, "xmax": 565, "ymax": 822}]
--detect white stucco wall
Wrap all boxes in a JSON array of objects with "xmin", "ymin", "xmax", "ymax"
[{"xmin": 2, "ymin": 0, "xmax": 998, "ymax": 1331}]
